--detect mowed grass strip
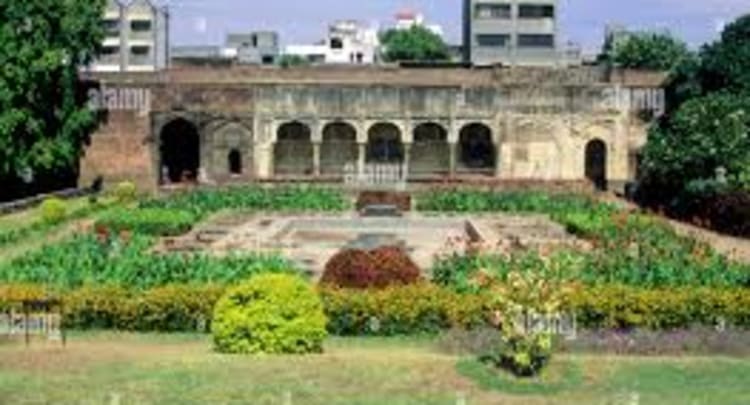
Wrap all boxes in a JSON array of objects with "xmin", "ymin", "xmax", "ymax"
[{"xmin": 0, "ymin": 333, "xmax": 748, "ymax": 405}]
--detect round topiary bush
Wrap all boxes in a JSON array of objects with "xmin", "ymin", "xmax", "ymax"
[
  {"xmin": 39, "ymin": 197, "xmax": 67, "ymax": 224},
  {"xmin": 112, "ymin": 181, "xmax": 137, "ymax": 203},
  {"xmin": 212, "ymin": 274, "xmax": 327, "ymax": 354},
  {"xmin": 320, "ymin": 246, "xmax": 422, "ymax": 289}
]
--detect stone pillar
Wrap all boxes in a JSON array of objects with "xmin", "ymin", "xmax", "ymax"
[
  {"xmin": 312, "ymin": 142, "xmax": 321, "ymax": 177},
  {"xmin": 494, "ymin": 145, "xmax": 503, "ymax": 178},
  {"xmin": 448, "ymin": 142, "xmax": 458, "ymax": 177},
  {"xmin": 357, "ymin": 143, "xmax": 366, "ymax": 174},
  {"xmin": 403, "ymin": 143, "xmax": 412, "ymax": 180}
]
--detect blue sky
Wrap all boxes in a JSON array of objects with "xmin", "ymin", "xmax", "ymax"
[{"xmin": 161, "ymin": 0, "xmax": 749, "ymax": 53}]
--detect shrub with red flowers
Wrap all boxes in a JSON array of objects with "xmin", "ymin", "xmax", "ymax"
[{"xmin": 320, "ymin": 246, "xmax": 422, "ymax": 289}]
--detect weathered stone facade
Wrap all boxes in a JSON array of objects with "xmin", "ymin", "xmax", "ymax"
[{"xmin": 79, "ymin": 66, "xmax": 665, "ymax": 191}]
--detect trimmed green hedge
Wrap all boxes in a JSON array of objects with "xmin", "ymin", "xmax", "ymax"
[
  {"xmin": 320, "ymin": 283, "xmax": 489, "ymax": 335},
  {"xmin": 1, "ymin": 282, "xmax": 746, "ymax": 333},
  {"xmin": 140, "ymin": 186, "xmax": 348, "ymax": 218},
  {"xmin": 95, "ymin": 207, "xmax": 196, "ymax": 236}
]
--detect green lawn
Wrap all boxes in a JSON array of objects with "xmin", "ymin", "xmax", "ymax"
[{"xmin": 0, "ymin": 333, "xmax": 747, "ymax": 405}]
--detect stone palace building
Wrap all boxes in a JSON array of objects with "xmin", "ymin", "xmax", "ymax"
[{"xmin": 79, "ymin": 65, "xmax": 666, "ymax": 192}]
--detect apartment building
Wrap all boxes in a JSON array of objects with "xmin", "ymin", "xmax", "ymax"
[
  {"xmin": 463, "ymin": 0, "xmax": 559, "ymax": 66},
  {"xmin": 93, "ymin": 0, "xmax": 169, "ymax": 72},
  {"xmin": 225, "ymin": 32, "xmax": 280, "ymax": 65}
]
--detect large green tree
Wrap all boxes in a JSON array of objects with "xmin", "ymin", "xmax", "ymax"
[
  {"xmin": 0, "ymin": 0, "xmax": 105, "ymax": 193},
  {"xmin": 637, "ymin": 14, "xmax": 750, "ymax": 205},
  {"xmin": 641, "ymin": 93, "xmax": 750, "ymax": 186},
  {"xmin": 380, "ymin": 26, "xmax": 450, "ymax": 63},
  {"xmin": 607, "ymin": 31, "xmax": 691, "ymax": 71}
]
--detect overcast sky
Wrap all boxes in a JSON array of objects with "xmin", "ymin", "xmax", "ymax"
[{"xmin": 160, "ymin": 0, "xmax": 749, "ymax": 53}]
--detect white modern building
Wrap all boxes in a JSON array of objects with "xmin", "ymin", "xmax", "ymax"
[
  {"xmin": 284, "ymin": 20, "xmax": 380, "ymax": 65},
  {"xmin": 92, "ymin": 0, "xmax": 169, "ymax": 72}
]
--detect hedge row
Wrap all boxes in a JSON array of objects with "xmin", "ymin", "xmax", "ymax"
[
  {"xmin": 95, "ymin": 207, "xmax": 196, "ymax": 236},
  {"xmin": 1, "ymin": 283, "xmax": 748, "ymax": 333}
]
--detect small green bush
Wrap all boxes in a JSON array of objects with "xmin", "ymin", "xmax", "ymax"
[
  {"xmin": 96, "ymin": 208, "xmax": 195, "ymax": 236},
  {"xmin": 212, "ymin": 274, "xmax": 327, "ymax": 354},
  {"xmin": 39, "ymin": 198, "xmax": 67, "ymax": 224},
  {"xmin": 113, "ymin": 181, "xmax": 137, "ymax": 203}
]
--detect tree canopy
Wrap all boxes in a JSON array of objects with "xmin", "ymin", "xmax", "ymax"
[
  {"xmin": 607, "ymin": 31, "xmax": 691, "ymax": 71},
  {"xmin": 380, "ymin": 26, "xmax": 450, "ymax": 63},
  {"xmin": 699, "ymin": 14, "xmax": 750, "ymax": 95},
  {"xmin": 0, "ymin": 0, "xmax": 105, "ymax": 190},
  {"xmin": 638, "ymin": 14, "xmax": 750, "ymax": 202}
]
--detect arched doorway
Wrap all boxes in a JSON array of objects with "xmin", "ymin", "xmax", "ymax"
[
  {"xmin": 274, "ymin": 121, "xmax": 313, "ymax": 176},
  {"xmin": 585, "ymin": 139, "xmax": 607, "ymax": 190},
  {"xmin": 458, "ymin": 123, "xmax": 496, "ymax": 174},
  {"xmin": 160, "ymin": 118, "xmax": 200, "ymax": 183},
  {"xmin": 228, "ymin": 149, "xmax": 242, "ymax": 175},
  {"xmin": 411, "ymin": 123, "xmax": 449, "ymax": 177},
  {"xmin": 321, "ymin": 122, "xmax": 357, "ymax": 175},
  {"xmin": 367, "ymin": 123, "xmax": 403, "ymax": 164}
]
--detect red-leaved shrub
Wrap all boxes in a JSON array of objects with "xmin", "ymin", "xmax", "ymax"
[{"xmin": 321, "ymin": 246, "xmax": 422, "ymax": 289}]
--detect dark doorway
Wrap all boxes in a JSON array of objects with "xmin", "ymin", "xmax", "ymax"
[
  {"xmin": 321, "ymin": 122, "xmax": 357, "ymax": 175},
  {"xmin": 274, "ymin": 121, "xmax": 313, "ymax": 175},
  {"xmin": 367, "ymin": 123, "xmax": 403, "ymax": 164},
  {"xmin": 411, "ymin": 123, "xmax": 449, "ymax": 176},
  {"xmin": 160, "ymin": 118, "xmax": 200, "ymax": 183},
  {"xmin": 585, "ymin": 139, "xmax": 607, "ymax": 190},
  {"xmin": 459, "ymin": 123, "xmax": 496, "ymax": 173},
  {"xmin": 228, "ymin": 149, "xmax": 242, "ymax": 175}
]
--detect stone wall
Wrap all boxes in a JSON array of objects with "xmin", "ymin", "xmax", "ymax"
[{"xmin": 79, "ymin": 66, "xmax": 666, "ymax": 192}]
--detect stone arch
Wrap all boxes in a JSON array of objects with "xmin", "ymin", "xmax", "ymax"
[
  {"xmin": 321, "ymin": 121, "xmax": 358, "ymax": 175},
  {"xmin": 274, "ymin": 121, "xmax": 313, "ymax": 176},
  {"xmin": 159, "ymin": 118, "xmax": 200, "ymax": 183},
  {"xmin": 585, "ymin": 138, "xmax": 608, "ymax": 190},
  {"xmin": 367, "ymin": 122, "xmax": 403, "ymax": 164},
  {"xmin": 210, "ymin": 121, "xmax": 253, "ymax": 178},
  {"xmin": 458, "ymin": 123, "xmax": 496, "ymax": 174},
  {"xmin": 411, "ymin": 122, "xmax": 449, "ymax": 176}
]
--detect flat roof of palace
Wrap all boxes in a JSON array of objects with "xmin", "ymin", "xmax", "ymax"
[{"xmin": 83, "ymin": 65, "xmax": 667, "ymax": 87}]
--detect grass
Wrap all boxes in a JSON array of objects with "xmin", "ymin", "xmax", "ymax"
[{"xmin": 0, "ymin": 333, "xmax": 748, "ymax": 405}]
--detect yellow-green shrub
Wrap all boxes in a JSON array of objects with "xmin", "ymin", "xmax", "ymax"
[
  {"xmin": 566, "ymin": 285, "xmax": 750, "ymax": 329},
  {"xmin": 0, "ymin": 283, "xmax": 747, "ymax": 333},
  {"xmin": 39, "ymin": 197, "xmax": 66, "ymax": 224},
  {"xmin": 212, "ymin": 274, "xmax": 327, "ymax": 354},
  {"xmin": 113, "ymin": 181, "xmax": 137, "ymax": 203},
  {"xmin": 320, "ymin": 283, "xmax": 489, "ymax": 335}
]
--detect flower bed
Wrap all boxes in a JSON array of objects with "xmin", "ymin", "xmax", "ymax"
[{"xmin": 0, "ymin": 233, "xmax": 294, "ymax": 290}]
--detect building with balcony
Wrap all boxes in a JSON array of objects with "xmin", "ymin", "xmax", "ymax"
[
  {"xmin": 92, "ymin": 0, "xmax": 169, "ymax": 72},
  {"xmin": 463, "ymin": 0, "xmax": 562, "ymax": 66}
]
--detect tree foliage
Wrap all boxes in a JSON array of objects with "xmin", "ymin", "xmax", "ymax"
[
  {"xmin": 380, "ymin": 26, "xmax": 450, "ymax": 63},
  {"xmin": 0, "ymin": 0, "xmax": 105, "ymax": 185},
  {"xmin": 608, "ymin": 31, "xmax": 691, "ymax": 71},
  {"xmin": 637, "ymin": 14, "xmax": 750, "ymax": 207},
  {"xmin": 699, "ymin": 14, "xmax": 750, "ymax": 95},
  {"xmin": 641, "ymin": 93, "xmax": 750, "ymax": 186}
]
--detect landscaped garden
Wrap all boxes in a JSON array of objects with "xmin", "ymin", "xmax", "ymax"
[{"xmin": 0, "ymin": 185, "xmax": 748, "ymax": 404}]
